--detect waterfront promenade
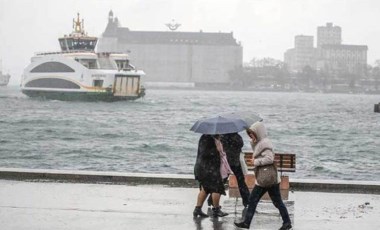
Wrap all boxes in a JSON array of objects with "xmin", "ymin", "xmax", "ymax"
[{"xmin": 0, "ymin": 168, "xmax": 379, "ymax": 230}]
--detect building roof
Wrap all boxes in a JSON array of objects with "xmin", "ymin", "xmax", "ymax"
[
  {"xmin": 103, "ymin": 22, "xmax": 240, "ymax": 46},
  {"xmin": 321, "ymin": 44, "xmax": 368, "ymax": 50},
  {"xmin": 317, "ymin": 23, "xmax": 341, "ymax": 30}
]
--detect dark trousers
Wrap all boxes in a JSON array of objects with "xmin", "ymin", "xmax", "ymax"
[
  {"xmin": 230, "ymin": 165, "xmax": 250, "ymax": 206},
  {"xmin": 244, "ymin": 183, "xmax": 291, "ymax": 226}
]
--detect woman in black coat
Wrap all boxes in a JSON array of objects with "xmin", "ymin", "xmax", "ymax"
[
  {"xmin": 193, "ymin": 134, "xmax": 228, "ymax": 217},
  {"xmin": 221, "ymin": 133, "xmax": 250, "ymax": 207}
]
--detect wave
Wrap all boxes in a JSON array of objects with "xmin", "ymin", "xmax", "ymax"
[{"xmin": 0, "ymin": 88, "xmax": 379, "ymax": 181}]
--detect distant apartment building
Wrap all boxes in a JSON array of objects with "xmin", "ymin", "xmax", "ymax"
[
  {"xmin": 284, "ymin": 22, "xmax": 367, "ymax": 76},
  {"xmin": 97, "ymin": 11, "xmax": 243, "ymax": 87},
  {"xmin": 316, "ymin": 23, "xmax": 367, "ymax": 76},
  {"xmin": 318, "ymin": 44, "xmax": 368, "ymax": 76},
  {"xmin": 284, "ymin": 35, "xmax": 317, "ymax": 72},
  {"xmin": 317, "ymin": 23, "xmax": 342, "ymax": 48}
]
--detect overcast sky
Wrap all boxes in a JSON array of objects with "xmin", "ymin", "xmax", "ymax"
[{"xmin": 1, "ymin": 0, "xmax": 380, "ymax": 85}]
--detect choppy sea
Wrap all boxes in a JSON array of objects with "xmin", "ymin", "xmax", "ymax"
[{"xmin": 0, "ymin": 86, "xmax": 379, "ymax": 181}]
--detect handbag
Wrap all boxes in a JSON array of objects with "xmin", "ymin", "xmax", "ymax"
[{"xmin": 254, "ymin": 148, "xmax": 278, "ymax": 187}]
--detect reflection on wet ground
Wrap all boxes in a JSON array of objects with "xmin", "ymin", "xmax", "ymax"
[{"xmin": 1, "ymin": 179, "xmax": 379, "ymax": 229}]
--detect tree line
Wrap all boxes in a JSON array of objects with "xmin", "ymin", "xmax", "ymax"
[{"xmin": 229, "ymin": 58, "xmax": 380, "ymax": 93}]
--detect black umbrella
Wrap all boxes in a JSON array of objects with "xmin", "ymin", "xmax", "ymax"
[{"xmin": 190, "ymin": 116, "xmax": 248, "ymax": 135}]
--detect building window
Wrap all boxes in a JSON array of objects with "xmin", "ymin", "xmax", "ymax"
[
  {"xmin": 25, "ymin": 78, "xmax": 80, "ymax": 89},
  {"xmin": 31, "ymin": 62, "xmax": 75, "ymax": 73}
]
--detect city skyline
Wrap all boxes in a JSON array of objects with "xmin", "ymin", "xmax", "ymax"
[{"xmin": 1, "ymin": 0, "xmax": 379, "ymax": 85}]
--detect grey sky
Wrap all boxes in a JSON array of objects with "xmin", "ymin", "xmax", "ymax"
[{"xmin": 1, "ymin": 0, "xmax": 379, "ymax": 85}]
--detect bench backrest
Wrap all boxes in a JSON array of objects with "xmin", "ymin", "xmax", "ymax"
[{"xmin": 243, "ymin": 151, "xmax": 296, "ymax": 173}]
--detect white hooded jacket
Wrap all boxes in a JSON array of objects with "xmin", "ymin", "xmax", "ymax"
[{"xmin": 248, "ymin": 122, "xmax": 281, "ymax": 185}]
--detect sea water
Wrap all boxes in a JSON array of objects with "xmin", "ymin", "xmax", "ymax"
[{"xmin": 0, "ymin": 86, "xmax": 379, "ymax": 181}]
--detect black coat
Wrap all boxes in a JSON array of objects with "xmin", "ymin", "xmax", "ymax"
[
  {"xmin": 194, "ymin": 135, "xmax": 225, "ymax": 194},
  {"xmin": 221, "ymin": 133, "xmax": 244, "ymax": 166}
]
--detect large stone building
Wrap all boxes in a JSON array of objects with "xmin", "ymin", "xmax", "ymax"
[
  {"xmin": 316, "ymin": 23, "xmax": 367, "ymax": 76},
  {"xmin": 318, "ymin": 44, "xmax": 368, "ymax": 76},
  {"xmin": 97, "ymin": 11, "xmax": 243, "ymax": 87}
]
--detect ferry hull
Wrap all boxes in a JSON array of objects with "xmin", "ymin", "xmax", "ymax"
[{"xmin": 21, "ymin": 90, "xmax": 145, "ymax": 102}]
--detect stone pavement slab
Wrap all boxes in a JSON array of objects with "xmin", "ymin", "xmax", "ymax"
[{"xmin": 0, "ymin": 179, "xmax": 379, "ymax": 230}]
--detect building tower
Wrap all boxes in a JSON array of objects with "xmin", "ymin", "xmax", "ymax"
[
  {"xmin": 284, "ymin": 35, "xmax": 316, "ymax": 72},
  {"xmin": 108, "ymin": 10, "xmax": 114, "ymax": 23},
  {"xmin": 294, "ymin": 35, "xmax": 316, "ymax": 71},
  {"xmin": 317, "ymin": 22, "xmax": 342, "ymax": 48}
]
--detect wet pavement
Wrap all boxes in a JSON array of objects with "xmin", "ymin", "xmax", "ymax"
[{"xmin": 0, "ymin": 179, "xmax": 379, "ymax": 230}]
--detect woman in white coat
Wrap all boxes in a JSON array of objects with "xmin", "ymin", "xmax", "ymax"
[{"xmin": 234, "ymin": 122, "xmax": 292, "ymax": 230}]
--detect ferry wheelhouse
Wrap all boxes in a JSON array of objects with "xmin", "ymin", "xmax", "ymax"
[{"xmin": 21, "ymin": 13, "xmax": 145, "ymax": 101}]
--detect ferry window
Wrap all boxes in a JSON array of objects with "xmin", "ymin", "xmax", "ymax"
[
  {"xmin": 31, "ymin": 62, "xmax": 75, "ymax": 73},
  {"xmin": 93, "ymin": 80, "xmax": 103, "ymax": 88},
  {"xmin": 59, "ymin": 41, "xmax": 67, "ymax": 50},
  {"xmin": 115, "ymin": 60, "xmax": 130, "ymax": 70},
  {"xmin": 85, "ymin": 40, "xmax": 96, "ymax": 49},
  {"xmin": 88, "ymin": 60, "xmax": 97, "ymax": 69},
  {"xmin": 25, "ymin": 78, "xmax": 80, "ymax": 89},
  {"xmin": 78, "ymin": 59, "xmax": 98, "ymax": 69},
  {"xmin": 67, "ymin": 40, "xmax": 73, "ymax": 47}
]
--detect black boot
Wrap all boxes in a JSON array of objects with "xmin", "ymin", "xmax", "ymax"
[
  {"xmin": 279, "ymin": 222, "xmax": 292, "ymax": 230},
  {"xmin": 212, "ymin": 206, "xmax": 228, "ymax": 217},
  {"xmin": 193, "ymin": 206, "xmax": 209, "ymax": 218},
  {"xmin": 234, "ymin": 221, "xmax": 250, "ymax": 229}
]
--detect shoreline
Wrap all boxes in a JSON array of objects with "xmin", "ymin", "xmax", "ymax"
[{"xmin": 1, "ymin": 167, "xmax": 379, "ymax": 194}]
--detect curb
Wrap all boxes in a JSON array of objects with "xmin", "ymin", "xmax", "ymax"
[
  {"xmin": 0, "ymin": 168, "xmax": 379, "ymax": 194},
  {"xmin": 0, "ymin": 168, "xmax": 198, "ymax": 187},
  {"xmin": 290, "ymin": 178, "xmax": 380, "ymax": 194}
]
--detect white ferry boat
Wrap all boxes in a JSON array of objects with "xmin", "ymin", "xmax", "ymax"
[
  {"xmin": 21, "ymin": 14, "xmax": 145, "ymax": 101},
  {"xmin": 0, "ymin": 60, "xmax": 11, "ymax": 86}
]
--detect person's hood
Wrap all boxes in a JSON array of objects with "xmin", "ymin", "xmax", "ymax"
[
  {"xmin": 248, "ymin": 121, "xmax": 267, "ymax": 141},
  {"xmin": 249, "ymin": 122, "xmax": 273, "ymax": 158}
]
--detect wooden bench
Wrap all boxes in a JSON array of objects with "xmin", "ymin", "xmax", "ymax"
[{"xmin": 229, "ymin": 151, "xmax": 296, "ymax": 200}]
